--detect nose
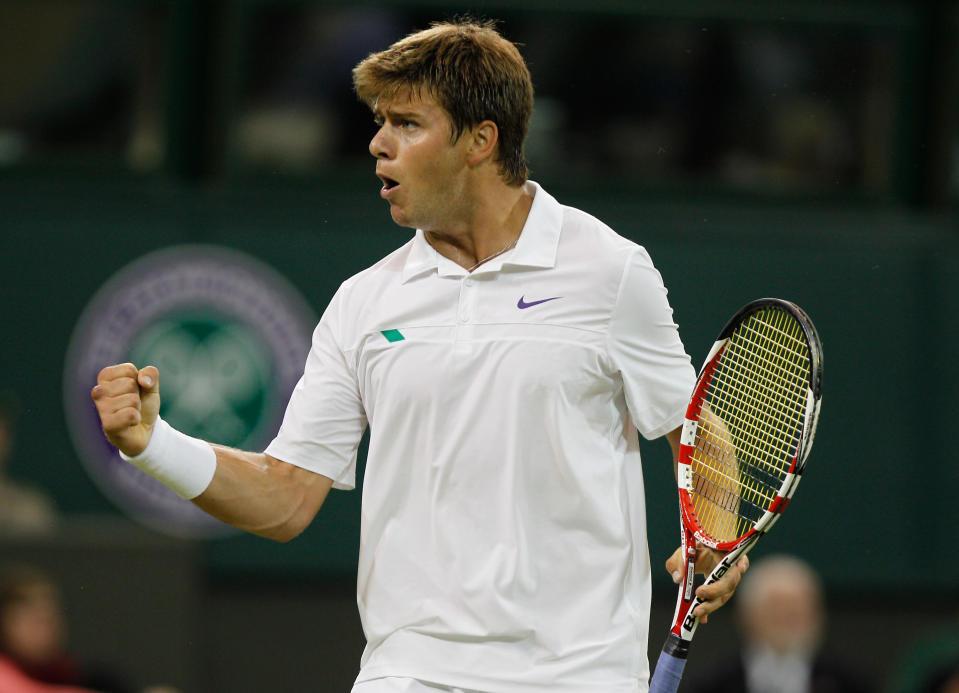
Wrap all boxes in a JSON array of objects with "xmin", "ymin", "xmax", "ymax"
[{"xmin": 369, "ymin": 126, "xmax": 392, "ymax": 160}]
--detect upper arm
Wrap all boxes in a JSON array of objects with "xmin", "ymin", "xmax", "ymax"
[
  {"xmin": 265, "ymin": 294, "xmax": 368, "ymax": 491},
  {"xmin": 608, "ymin": 249, "xmax": 696, "ymax": 439},
  {"xmin": 192, "ymin": 287, "xmax": 366, "ymax": 541}
]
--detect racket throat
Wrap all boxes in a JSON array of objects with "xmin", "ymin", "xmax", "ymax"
[
  {"xmin": 668, "ymin": 546, "xmax": 701, "ymax": 640},
  {"xmin": 683, "ymin": 550, "xmax": 696, "ymax": 601}
]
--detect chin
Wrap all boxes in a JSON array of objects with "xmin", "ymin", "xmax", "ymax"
[
  {"xmin": 389, "ymin": 207, "xmax": 418, "ymax": 229},
  {"xmin": 389, "ymin": 211, "xmax": 412, "ymax": 228}
]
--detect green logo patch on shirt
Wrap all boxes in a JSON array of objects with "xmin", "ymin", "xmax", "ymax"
[{"xmin": 381, "ymin": 329, "xmax": 405, "ymax": 343}]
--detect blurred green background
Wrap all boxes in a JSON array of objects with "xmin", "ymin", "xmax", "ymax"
[{"xmin": 1, "ymin": 1, "xmax": 957, "ymax": 691}]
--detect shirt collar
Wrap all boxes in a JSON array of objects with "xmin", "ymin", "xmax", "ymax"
[{"xmin": 400, "ymin": 180, "xmax": 563, "ymax": 284}]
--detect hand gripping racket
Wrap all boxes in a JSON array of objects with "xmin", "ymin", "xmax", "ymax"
[{"xmin": 647, "ymin": 298, "xmax": 823, "ymax": 693}]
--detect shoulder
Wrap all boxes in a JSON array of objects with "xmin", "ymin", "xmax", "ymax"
[
  {"xmin": 561, "ymin": 202, "xmax": 638, "ymax": 247},
  {"xmin": 339, "ymin": 237, "xmax": 416, "ymax": 295},
  {"xmin": 553, "ymin": 201, "xmax": 658, "ymax": 299},
  {"xmin": 314, "ymin": 237, "xmax": 418, "ymax": 348},
  {"xmin": 558, "ymin": 201, "xmax": 651, "ymax": 268},
  {"xmin": 323, "ymin": 237, "xmax": 415, "ymax": 318}
]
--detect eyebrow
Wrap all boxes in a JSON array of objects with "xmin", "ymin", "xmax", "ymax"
[{"xmin": 375, "ymin": 106, "xmax": 421, "ymax": 120}]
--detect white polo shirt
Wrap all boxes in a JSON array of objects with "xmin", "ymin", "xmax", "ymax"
[{"xmin": 266, "ymin": 182, "xmax": 696, "ymax": 692}]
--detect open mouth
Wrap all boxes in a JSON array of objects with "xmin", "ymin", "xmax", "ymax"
[{"xmin": 379, "ymin": 175, "xmax": 400, "ymax": 192}]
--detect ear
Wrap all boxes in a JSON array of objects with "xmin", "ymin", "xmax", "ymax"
[{"xmin": 466, "ymin": 120, "xmax": 499, "ymax": 167}]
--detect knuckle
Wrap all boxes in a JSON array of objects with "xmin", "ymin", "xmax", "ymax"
[
  {"xmin": 110, "ymin": 362, "xmax": 138, "ymax": 378},
  {"xmin": 101, "ymin": 407, "xmax": 139, "ymax": 432}
]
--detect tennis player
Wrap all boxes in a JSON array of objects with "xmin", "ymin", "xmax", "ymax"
[{"xmin": 90, "ymin": 18, "xmax": 747, "ymax": 693}]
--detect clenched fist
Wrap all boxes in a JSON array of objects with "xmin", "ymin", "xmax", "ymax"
[{"xmin": 90, "ymin": 363, "xmax": 161, "ymax": 457}]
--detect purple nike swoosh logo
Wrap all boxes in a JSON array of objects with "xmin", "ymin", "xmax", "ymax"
[{"xmin": 517, "ymin": 295, "xmax": 562, "ymax": 309}]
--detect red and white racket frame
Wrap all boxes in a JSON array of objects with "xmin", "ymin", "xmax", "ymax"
[{"xmin": 669, "ymin": 298, "xmax": 823, "ymax": 643}]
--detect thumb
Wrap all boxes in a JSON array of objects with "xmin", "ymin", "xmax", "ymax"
[
  {"xmin": 138, "ymin": 366, "xmax": 158, "ymax": 391},
  {"xmin": 665, "ymin": 546, "xmax": 685, "ymax": 583},
  {"xmin": 137, "ymin": 366, "xmax": 161, "ymax": 426}
]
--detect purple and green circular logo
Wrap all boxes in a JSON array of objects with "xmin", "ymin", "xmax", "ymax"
[{"xmin": 64, "ymin": 245, "xmax": 315, "ymax": 538}]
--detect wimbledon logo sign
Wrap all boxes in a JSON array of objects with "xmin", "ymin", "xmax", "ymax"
[{"xmin": 64, "ymin": 245, "xmax": 315, "ymax": 538}]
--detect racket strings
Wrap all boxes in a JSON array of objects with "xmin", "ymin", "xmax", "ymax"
[
  {"xmin": 709, "ymin": 311, "xmax": 806, "ymax": 498},
  {"xmin": 711, "ymin": 337, "xmax": 806, "ymax": 476},
  {"xmin": 691, "ymin": 424, "xmax": 773, "ymax": 539},
  {"xmin": 690, "ymin": 307, "xmax": 810, "ymax": 542}
]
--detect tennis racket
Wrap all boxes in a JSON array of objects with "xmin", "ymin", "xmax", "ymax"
[{"xmin": 647, "ymin": 298, "xmax": 823, "ymax": 693}]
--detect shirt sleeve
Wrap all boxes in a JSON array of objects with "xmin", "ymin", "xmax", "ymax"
[
  {"xmin": 608, "ymin": 247, "xmax": 696, "ymax": 440},
  {"xmin": 265, "ymin": 287, "xmax": 368, "ymax": 490}
]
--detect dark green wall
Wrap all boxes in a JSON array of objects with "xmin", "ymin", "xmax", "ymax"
[{"xmin": 2, "ymin": 175, "xmax": 956, "ymax": 591}]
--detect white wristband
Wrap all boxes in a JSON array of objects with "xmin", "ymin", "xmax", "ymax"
[{"xmin": 120, "ymin": 417, "xmax": 217, "ymax": 499}]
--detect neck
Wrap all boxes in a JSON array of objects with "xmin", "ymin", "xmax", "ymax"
[{"xmin": 425, "ymin": 179, "xmax": 532, "ymax": 271}]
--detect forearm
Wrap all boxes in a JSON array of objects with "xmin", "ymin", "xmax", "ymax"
[
  {"xmin": 92, "ymin": 364, "xmax": 334, "ymax": 541},
  {"xmin": 194, "ymin": 447, "xmax": 334, "ymax": 542}
]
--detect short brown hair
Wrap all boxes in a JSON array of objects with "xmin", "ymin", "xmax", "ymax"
[{"xmin": 353, "ymin": 18, "xmax": 533, "ymax": 186}]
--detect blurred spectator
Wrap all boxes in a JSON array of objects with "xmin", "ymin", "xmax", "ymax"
[
  {"xmin": 0, "ymin": 563, "xmax": 150, "ymax": 693},
  {"xmin": 687, "ymin": 553, "xmax": 873, "ymax": 693},
  {"xmin": 0, "ymin": 656, "xmax": 93, "ymax": 692},
  {"xmin": 0, "ymin": 392, "xmax": 58, "ymax": 536}
]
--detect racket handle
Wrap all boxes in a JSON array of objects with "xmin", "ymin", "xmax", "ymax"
[{"xmin": 648, "ymin": 634, "xmax": 690, "ymax": 693}]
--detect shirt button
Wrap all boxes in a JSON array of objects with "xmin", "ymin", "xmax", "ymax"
[{"xmin": 464, "ymin": 277, "xmax": 473, "ymax": 287}]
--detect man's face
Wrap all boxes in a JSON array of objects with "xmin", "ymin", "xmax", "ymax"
[
  {"xmin": 0, "ymin": 585, "xmax": 64, "ymax": 664},
  {"xmin": 369, "ymin": 89, "xmax": 471, "ymax": 231},
  {"xmin": 743, "ymin": 578, "xmax": 822, "ymax": 656}
]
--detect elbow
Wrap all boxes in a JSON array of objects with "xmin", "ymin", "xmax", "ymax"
[
  {"xmin": 223, "ymin": 458, "xmax": 331, "ymax": 543},
  {"xmin": 262, "ymin": 521, "xmax": 307, "ymax": 543},
  {"xmin": 252, "ymin": 503, "xmax": 318, "ymax": 543}
]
